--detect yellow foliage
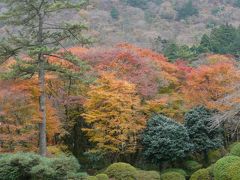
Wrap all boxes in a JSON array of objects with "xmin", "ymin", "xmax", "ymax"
[{"xmin": 83, "ymin": 73, "xmax": 146, "ymax": 154}]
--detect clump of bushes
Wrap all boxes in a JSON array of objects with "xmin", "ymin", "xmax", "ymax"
[
  {"xmin": 0, "ymin": 153, "xmax": 86, "ymax": 180},
  {"xmin": 213, "ymin": 155, "xmax": 240, "ymax": 180},
  {"xmin": 161, "ymin": 168, "xmax": 187, "ymax": 178},
  {"xmin": 135, "ymin": 170, "xmax": 160, "ymax": 180},
  {"xmin": 184, "ymin": 160, "xmax": 202, "ymax": 174},
  {"xmin": 161, "ymin": 172, "xmax": 185, "ymax": 180},
  {"xmin": 104, "ymin": 162, "xmax": 137, "ymax": 180},
  {"xmin": 96, "ymin": 174, "xmax": 109, "ymax": 180},
  {"xmin": 230, "ymin": 142, "xmax": 240, "ymax": 157},
  {"xmin": 208, "ymin": 148, "xmax": 226, "ymax": 163},
  {"xmin": 190, "ymin": 169, "xmax": 211, "ymax": 180}
]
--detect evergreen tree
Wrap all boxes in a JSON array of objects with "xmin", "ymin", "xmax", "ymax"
[
  {"xmin": 110, "ymin": 7, "xmax": 119, "ymax": 20},
  {"xmin": 177, "ymin": 0, "xmax": 199, "ymax": 20},
  {"xmin": 141, "ymin": 115, "xmax": 192, "ymax": 165},
  {"xmin": 184, "ymin": 106, "xmax": 224, "ymax": 162},
  {"xmin": 0, "ymin": 0, "xmax": 91, "ymax": 156}
]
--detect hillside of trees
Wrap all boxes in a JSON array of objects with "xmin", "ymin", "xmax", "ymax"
[{"xmin": 0, "ymin": 0, "xmax": 240, "ymax": 180}]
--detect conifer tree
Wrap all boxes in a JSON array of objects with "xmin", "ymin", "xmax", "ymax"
[{"xmin": 0, "ymin": 0, "xmax": 91, "ymax": 156}]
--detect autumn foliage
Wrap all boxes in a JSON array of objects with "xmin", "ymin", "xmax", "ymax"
[
  {"xmin": 1, "ymin": 43, "xmax": 240, "ymax": 155},
  {"xmin": 83, "ymin": 73, "xmax": 145, "ymax": 155}
]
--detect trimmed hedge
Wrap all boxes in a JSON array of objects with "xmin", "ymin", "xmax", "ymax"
[
  {"xmin": 161, "ymin": 172, "xmax": 185, "ymax": 180},
  {"xmin": 135, "ymin": 170, "xmax": 160, "ymax": 180},
  {"xmin": 105, "ymin": 162, "xmax": 137, "ymax": 180},
  {"xmin": 96, "ymin": 173, "xmax": 109, "ymax": 180},
  {"xmin": 190, "ymin": 169, "xmax": 211, "ymax": 180},
  {"xmin": 213, "ymin": 155, "xmax": 240, "ymax": 180},
  {"xmin": 162, "ymin": 168, "xmax": 187, "ymax": 178},
  {"xmin": 230, "ymin": 142, "xmax": 240, "ymax": 157},
  {"xmin": 87, "ymin": 176, "xmax": 98, "ymax": 180}
]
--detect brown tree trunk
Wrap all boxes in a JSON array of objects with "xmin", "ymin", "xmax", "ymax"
[{"xmin": 38, "ymin": 12, "xmax": 47, "ymax": 157}]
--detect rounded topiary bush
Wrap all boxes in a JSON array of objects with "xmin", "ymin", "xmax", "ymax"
[
  {"xmin": 162, "ymin": 168, "xmax": 187, "ymax": 178},
  {"xmin": 96, "ymin": 173, "xmax": 109, "ymax": 180},
  {"xmin": 161, "ymin": 172, "xmax": 185, "ymax": 180},
  {"xmin": 105, "ymin": 162, "xmax": 137, "ymax": 180},
  {"xmin": 213, "ymin": 155, "xmax": 240, "ymax": 180},
  {"xmin": 230, "ymin": 142, "xmax": 240, "ymax": 157},
  {"xmin": 135, "ymin": 170, "xmax": 160, "ymax": 180},
  {"xmin": 87, "ymin": 176, "xmax": 98, "ymax": 180},
  {"xmin": 184, "ymin": 160, "xmax": 202, "ymax": 174},
  {"xmin": 190, "ymin": 169, "xmax": 211, "ymax": 180},
  {"xmin": 226, "ymin": 161, "xmax": 240, "ymax": 179}
]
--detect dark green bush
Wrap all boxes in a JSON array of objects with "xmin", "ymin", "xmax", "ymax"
[
  {"xmin": 190, "ymin": 169, "xmax": 211, "ymax": 180},
  {"xmin": 142, "ymin": 115, "xmax": 192, "ymax": 164},
  {"xmin": 213, "ymin": 155, "xmax": 240, "ymax": 180},
  {"xmin": 0, "ymin": 153, "xmax": 41, "ymax": 180},
  {"xmin": 96, "ymin": 173, "xmax": 109, "ymax": 180},
  {"xmin": 105, "ymin": 162, "xmax": 137, "ymax": 180},
  {"xmin": 0, "ymin": 153, "xmax": 84, "ymax": 180},
  {"xmin": 230, "ymin": 142, "xmax": 240, "ymax": 157},
  {"xmin": 161, "ymin": 172, "xmax": 185, "ymax": 180},
  {"xmin": 184, "ymin": 160, "xmax": 202, "ymax": 174},
  {"xmin": 135, "ymin": 170, "xmax": 160, "ymax": 180}
]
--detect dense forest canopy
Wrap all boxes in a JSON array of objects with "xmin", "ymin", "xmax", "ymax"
[{"xmin": 0, "ymin": 0, "xmax": 240, "ymax": 180}]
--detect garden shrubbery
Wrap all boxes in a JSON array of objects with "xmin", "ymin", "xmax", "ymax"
[
  {"xmin": 213, "ymin": 155, "xmax": 240, "ymax": 180},
  {"xmin": 161, "ymin": 172, "xmax": 185, "ymax": 180},
  {"xmin": 0, "ymin": 153, "xmax": 86, "ymax": 180},
  {"xmin": 184, "ymin": 160, "xmax": 202, "ymax": 174},
  {"xmin": 190, "ymin": 169, "xmax": 211, "ymax": 180},
  {"xmin": 135, "ymin": 170, "xmax": 160, "ymax": 180},
  {"xmin": 230, "ymin": 142, "xmax": 240, "ymax": 157},
  {"xmin": 104, "ymin": 162, "xmax": 137, "ymax": 180}
]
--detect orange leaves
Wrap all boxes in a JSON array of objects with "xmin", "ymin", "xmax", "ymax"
[
  {"xmin": 83, "ymin": 73, "xmax": 146, "ymax": 154},
  {"xmin": 182, "ymin": 62, "xmax": 240, "ymax": 111},
  {"xmin": 0, "ymin": 78, "xmax": 61, "ymax": 152}
]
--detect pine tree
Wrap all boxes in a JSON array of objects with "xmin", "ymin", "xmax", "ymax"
[{"xmin": 0, "ymin": 0, "xmax": 91, "ymax": 156}]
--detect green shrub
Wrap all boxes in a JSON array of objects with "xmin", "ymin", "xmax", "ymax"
[
  {"xmin": 208, "ymin": 148, "xmax": 226, "ymax": 163},
  {"xmin": 230, "ymin": 142, "xmax": 240, "ymax": 157},
  {"xmin": 105, "ymin": 162, "xmax": 137, "ymax": 180},
  {"xmin": 96, "ymin": 173, "xmax": 109, "ymax": 180},
  {"xmin": 161, "ymin": 172, "xmax": 185, "ymax": 180},
  {"xmin": 206, "ymin": 164, "xmax": 214, "ymax": 178},
  {"xmin": 0, "ymin": 153, "xmax": 41, "ymax": 180},
  {"xmin": 87, "ymin": 176, "xmax": 98, "ymax": 180},
  {"xmin": 162, "ymin": 169, "xmax": 187, "ymax": 177},
  {"xmin": 135, "ymin": 170, "xmax": 160, "ymax": 180},
  {"xmin": 226, "ymin": 161, "xmax": 240, "ymax": 179},
  {"xmin": 213, "ymin": 155, "xmax": 240, "ymax": 180},
  {"xmin": 0, "ymin": 153, "xmax": 84, "ymax": 180},
  {"xmin": 190, "ymin": 169, "xmax": 211, "ymax": 180},
  {"xmin": 68, "ymin": 172, "xmax": 88, "ymax": 180},
  {"xmin": 184, "ymin": 160, "xmax": 202, "ymax": 174}
]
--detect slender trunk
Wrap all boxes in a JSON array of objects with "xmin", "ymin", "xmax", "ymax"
[{"xmin": 38, "ymin": 12, "xmax": 47, "ymax": 156}]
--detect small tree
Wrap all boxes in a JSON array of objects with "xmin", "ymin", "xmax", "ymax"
[
  {"xmin": 184, "ymin": 106, "xmax": 224, "ymax": 162},
  {"xmin": 141, "ymin": 115, "xmax": 192, "ymax": 166}
]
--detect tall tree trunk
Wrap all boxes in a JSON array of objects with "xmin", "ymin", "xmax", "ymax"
[{"xmin": 38, "ymin": 12, "xmax": 47, "ymax": 156}]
